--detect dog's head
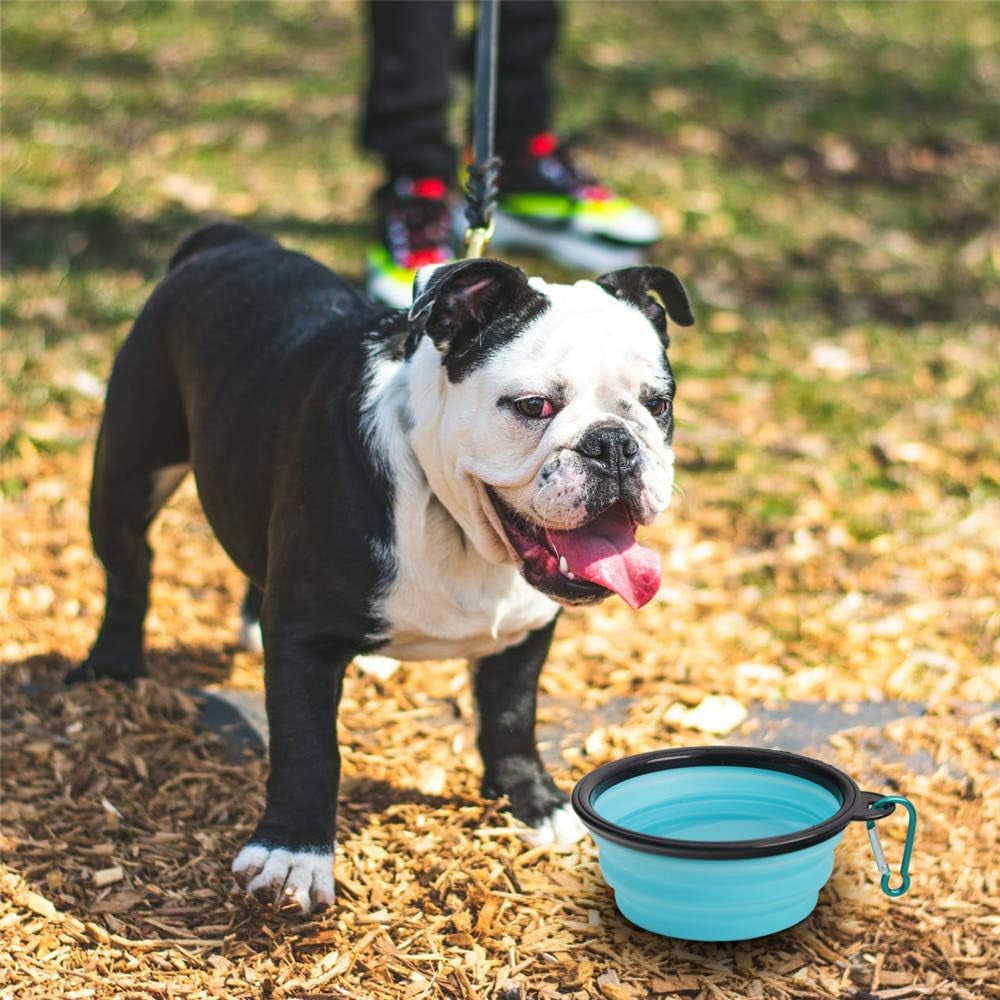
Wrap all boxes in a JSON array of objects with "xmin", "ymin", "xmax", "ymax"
[{"xmin": 404, "ymin": 258, "xmax": 693, "ymax": 609}]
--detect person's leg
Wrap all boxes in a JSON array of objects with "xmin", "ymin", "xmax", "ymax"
[
  {"xmin": 488, "ymin": 1, "xmax": 661, "ymax": 269},
  {"xmin": 362, "ymin": 2, "xmax": 459, "ymax": 308},
  {"xmin": 494, "ymin": 0, "xmax": 559, "ymax": 159},
  {"xmin": 362, "ymin": 0, "xmax": 457, "ymax": 183}
]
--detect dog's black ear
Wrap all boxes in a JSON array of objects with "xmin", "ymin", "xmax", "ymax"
[
  {"xmin": 596, "ymin": 266, "xmax": 694, "ymax": 345},
  {"xmin": 407, "ymin": 258, "xmax": 537, "ymax": 378}
]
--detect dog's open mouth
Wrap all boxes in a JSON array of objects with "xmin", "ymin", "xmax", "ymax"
[{"xmin": 487, "ymin": 490, "xmax": 662, "ymax": 609}]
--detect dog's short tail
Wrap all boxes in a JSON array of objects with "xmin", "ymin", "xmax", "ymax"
[{"xmin": 168, "ymin": 222, "xmax": 263, "ymax": 271}]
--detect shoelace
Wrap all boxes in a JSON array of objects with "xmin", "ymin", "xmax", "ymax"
[
  {"xmin": 523, "ymin": 132, "xmax": 611, "ymax": 201},
  {"xmin": 386, "ymin": 197, "xmax": 453, "ymax": 263}
]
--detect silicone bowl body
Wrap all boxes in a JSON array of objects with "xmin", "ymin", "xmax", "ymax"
[{"xmin": 572, "ymin": 747, "xmax": 888, "ymax": 941}]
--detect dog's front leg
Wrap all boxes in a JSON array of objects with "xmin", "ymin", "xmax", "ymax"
[
  {"xmin": 473, "ymin": 618, "xmax": 585, "ymax": 847},
  {"xmin": 232, "ymin": 625, "xmax": 354, "ymax": 913}
]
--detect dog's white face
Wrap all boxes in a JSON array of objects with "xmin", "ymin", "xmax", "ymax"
[{"xmin": 406, "ymin": 260, "xmax": 693, "ymax": 609}]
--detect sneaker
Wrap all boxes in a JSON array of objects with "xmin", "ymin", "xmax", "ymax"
[
  {"xmin": 366, "ymin": 176, "xmax": 456, "ymax": 308},
  {"xmin": 490, "ymin": 133, "xmax": 661, "ymax": 272}
]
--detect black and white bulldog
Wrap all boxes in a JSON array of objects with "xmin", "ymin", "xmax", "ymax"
[{"xmin": 70, "ymin": 222, "xmax": 693, "ymax": 913}]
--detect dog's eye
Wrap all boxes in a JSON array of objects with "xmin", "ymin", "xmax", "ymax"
[
  {"xmin": 644, "ymin": 397, "xmax": 669, "ymax": 418},
  {"xmin": 514, "ymin": 396, "xmax": 554, "ymax": 419}
]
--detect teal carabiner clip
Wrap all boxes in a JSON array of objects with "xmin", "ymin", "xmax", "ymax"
[{"xmin": 866, "ymin": 795, "xmax": 917, "ymax": 897}]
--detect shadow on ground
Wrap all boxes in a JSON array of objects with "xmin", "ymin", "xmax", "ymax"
[{"xmin": 0, "ymin": 206, "xmax": 368, "ymax": 282}]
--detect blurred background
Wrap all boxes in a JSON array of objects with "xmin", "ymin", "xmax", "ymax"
[
  {"xmin": 3, "ymin": 0, "xmax": 997, "ymax": 701},
  {"xmin": 1, "ymin": 3, "xmax": 998, "ymax": 998}
]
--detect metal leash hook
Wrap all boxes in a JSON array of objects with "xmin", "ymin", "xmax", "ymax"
[
  {"xmin": 464, "ymin": 217, "xmax": 495, "ymax": 260},
  {"xmin": 866, "ymin": 795, "xmax": 917, "ymax": 897}
]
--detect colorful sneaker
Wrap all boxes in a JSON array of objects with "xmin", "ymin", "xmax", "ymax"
[
  {"xmin": 366, "ymin": 176, "xmax": 456, "ymax": 308},
  {"xmin": 491, "ymin": 133, "xmax": 661, "ymax": 272}
]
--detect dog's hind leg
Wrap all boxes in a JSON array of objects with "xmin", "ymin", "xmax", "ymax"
[
  {"xmin": 67, "ymin": 328, "xmax": 189, "ymax": 685},
  {"xmin": 238, "ymin": 582, "xmax": 264, "ymax": 653}
]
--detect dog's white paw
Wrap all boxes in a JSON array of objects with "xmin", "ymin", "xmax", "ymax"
[
  {"xmin": 238, "ymin": 617, "xmax": 263, "ymax": 654},
  {"xmin": 354, "ymin": 654, "xmax": 400, "ymax": 680},
  {"xmin": 232, "ymin": 843, "xmax": 334, "ymax": 913},
  {"xmin": 520, "ymin": 803, "xmax": 587, "ymax": 848}
]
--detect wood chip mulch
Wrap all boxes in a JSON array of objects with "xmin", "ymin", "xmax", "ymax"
[
  {"xmin": 2, "ymin": 415, "xmax": 998, "ymax": 999},
  {"xmin": 1, "ymin": 659, "xmax": 997, "ymax": 1000}
]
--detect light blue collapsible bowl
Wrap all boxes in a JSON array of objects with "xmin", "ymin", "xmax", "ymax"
[{"xmin": 572, "ymin": 747, "xmax": 915, "ymax": 941}]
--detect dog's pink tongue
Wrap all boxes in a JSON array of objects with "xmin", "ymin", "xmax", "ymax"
[{"xmin": 547, "ymin": 504, "xmax": 661, "ymax": 609}]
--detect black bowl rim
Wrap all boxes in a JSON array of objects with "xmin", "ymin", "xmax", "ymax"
[{"xmin": 571, "ymin": 746, "xmax": 894, "ymax": 859}]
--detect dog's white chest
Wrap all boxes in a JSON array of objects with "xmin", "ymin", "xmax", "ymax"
[
  {"xmin": 375, "ymin": 492, "xmax": 558, "ymax": 661},
  {"xmin": 361, "ymin": 351, "xmax": 557, "ymax": 662}
]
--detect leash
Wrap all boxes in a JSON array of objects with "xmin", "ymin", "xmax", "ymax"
[{"xmin": 463, "ymin": 0, "xmax": 501, "ymax": 259}]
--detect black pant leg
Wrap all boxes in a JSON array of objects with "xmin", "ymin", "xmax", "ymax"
[
  {"xmin": 361, "ymin": 0, "xmax": 457, "ymax": 182},
  {"xmin": 495, "ymin": 0, "xmax": 560, "ymax": 156}
]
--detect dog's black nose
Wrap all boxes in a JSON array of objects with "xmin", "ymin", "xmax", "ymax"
[{"xmin": 576, "ymin": 425, "xmax": 639, "ymax": 477}]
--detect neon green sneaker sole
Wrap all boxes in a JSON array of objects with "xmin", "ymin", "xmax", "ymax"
[
  {"xmin": 498, "ymin": 193, "xmax": 660, "ymax": 246},
  {"xmin": 365, "ymin": 245, "xmax": 419, "ymax": 309}
]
